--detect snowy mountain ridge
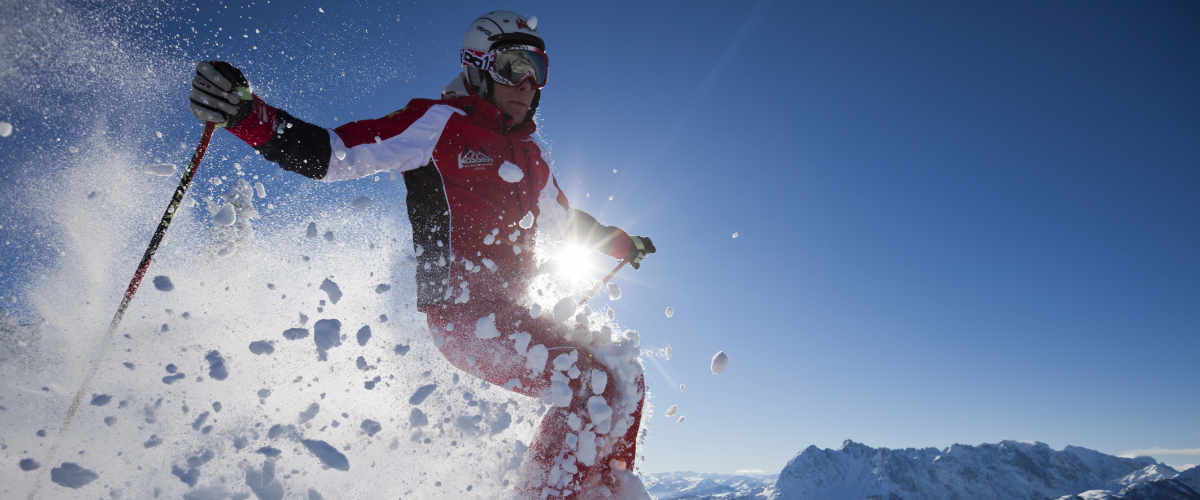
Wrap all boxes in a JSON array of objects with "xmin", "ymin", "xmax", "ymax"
[
  {"xmin": 766, "ymin": 439, "xmax": 1200, "ymax": 500},
  {"xmin": 642, "ymin": 471, "xmax": 777, "ymax": 499}
]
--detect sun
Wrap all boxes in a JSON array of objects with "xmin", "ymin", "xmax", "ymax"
[{"xmin": 550, "ymin": 242, "xmax": 597, "ymax": 285}]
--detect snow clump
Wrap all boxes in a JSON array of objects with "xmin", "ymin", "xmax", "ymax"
[
  {"xmin": 498, "ymin": 160, "xmax": 524, "ymax": 182},
  {"xmin": 212, "ymin": 204, "xmax": 236, "ymax": 226},
  {"xmin": 711, "ymin": 350, "xmax": 729, "ymax": 374},
  {"xmin": 553, "ymin": 297, "xmax": 576, "ymax": 323}
]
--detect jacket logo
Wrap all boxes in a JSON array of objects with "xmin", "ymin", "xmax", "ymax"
[{"xmin": 458, "ymin": 149, "xmax": 494, "ymax": 169}]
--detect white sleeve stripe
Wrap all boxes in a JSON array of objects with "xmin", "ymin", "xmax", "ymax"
[{"xmin": 322, "ymin": 104, "xmax": 464, "ymax": 182}]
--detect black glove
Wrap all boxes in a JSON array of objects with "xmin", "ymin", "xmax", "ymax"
[
  {"xmin": 190, "ymin": 61, "xmax": 253, "ymax": 127},
  {"xmin": 625, "ymin": 235, "xmax": 656, "ymax": 270}
]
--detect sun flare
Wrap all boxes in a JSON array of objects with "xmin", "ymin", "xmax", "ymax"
[{"xmin": 551, "ymin": 242, "xmax": 596, "ymax": 284}]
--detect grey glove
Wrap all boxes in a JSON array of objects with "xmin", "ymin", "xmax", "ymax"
[
  {"xmin": 625, "ymin": 235, "xmax": 656, "ymax": 270},
  {"xmin": 190, "ymin": 61, "xmax": 253, "ymax": 127}
]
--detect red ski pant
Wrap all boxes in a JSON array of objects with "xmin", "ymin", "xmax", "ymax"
[{"xmin": 425, "ymin": 298, "xmax": 645, "ymax": 496}]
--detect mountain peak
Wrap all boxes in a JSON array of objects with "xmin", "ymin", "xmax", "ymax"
[{"xmin": 773, "ymin": 440, "xmax": 1176, "ymax": 500}]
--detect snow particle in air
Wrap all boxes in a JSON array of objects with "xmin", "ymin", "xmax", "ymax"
[
  {"xmin": 519, "ymin": 211, "xmax": 535, "ymax": 229},
  {"xmin": 205, "ymin": 350, "xmax": 228, "ymax": 380},
  {"xmin": 50, "ymin": 462, "xmax": 99, "ymax": 489},
  {"xmin": 298, "ymin": 403, "xmax": 320, "ymax": 424},
  {"xmin": 213, "ymin": 204, "xmax": 236, "ymax": 226},
  {"xmin": 153, "ymin": 275, "xmax": 174, "ymax": 291},
  {"xmin": 409, "ymin": 408, "xmax": 428, "ymax": 427},
  {"xmin": 323, "ymin": 230, "xmax": 335, "ymax": 241},
  {"xmin": 553, "ymin": 298, "xmax": 576, "ymax": 323},
  {"xmin": 732, "ymin": 232, "xmax": 739, "ymax": 239},
  {"xmin": 256, "ymin": 446, "xmax": 281, "ymax": 457},
  {"xmin": 143, "ymin": 435, "xmax": 162, "ymax": 448},
  {"xmin": 301, "ymin": 439, "xmax": 349, "ymax": 471},
  {"xmin": 0, "ymin": 121, "xmax": 13, "ymax": 137},
  {"xmin": 475, "ymin": 314, "xmax": 502, "ymax": 339},
  {"xmin": 191, "ymin": 411, "xmax": 209, "ymax": 430},
  {"xmin": 607, "ymin": 282, "xmax": 622, "ymax": 301},
  {"xmin": 361, "ymin": 419, "xmax": 382, "ymax": 437},
  {"xmin": 666, "ymin": 405, "xmax": 678, "ymax": 417},
  {"xmin": 356, "ymin": 325, "xmax": 371, "ymax": 346},
  {"xmin": 19, "ymin": 458, "xmax": 39, "ymax": 471},
  {"xmin": 246, "ymin": 460, "xmax": 284, "ymax": 500},
  {"xmin": 665, "ymin": 306, "xmax": 675, "ymax": 318},
  {"xmin": 283, "ymin": 328, "xmax": 309, "ymax": 340},
  {"xmin": 409, "ymin": 384, "xmax": 437, "ymax": 405},
  {"xmin": 498, "ymin": 160, "xmax": 525, "ymax": 182},
  {"xmin": 313, "ymin": 319, "xmax": 342, "ymax": 360},
  {"xmin": 249, "ymin": 341, "xmax": 274, "ymax": 354},
  {"xmin": 144, "ymin": 162, "xmax": 177, "ymax": 176},
  {"xmin": 319, "ymin": 278, "xmax": 342, "ymax": 304},
  {"xmin": 711, "ymin": 351, "xmax": 729, "ymax": 374},
  {"xmin": 172, "ymin": 465, "xmax": 200, "ymax": 487},
  {"xmin": 267, "ymin": 424, "xmax": 288, "ymax": 439},
  {"xmin": 89, "ymin": 394, "xmax": 111, "ymax": 406}
]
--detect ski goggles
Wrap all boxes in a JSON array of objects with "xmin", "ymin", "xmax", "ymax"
[{"xmin": 461, "ymin": 45, "xmax": 549, "ymax": 88}]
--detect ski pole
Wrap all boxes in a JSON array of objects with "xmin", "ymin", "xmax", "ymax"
[
  {"xmin": 580, "ymin": 260, "xmax": 627, "ymax": 305},
  {"xmin": 29, "ymin": 122, "xmax": 216, "ymax": 500},
  {"xmin": 109, "ymin": 122, "xmax": 216, "ymax": 330}
]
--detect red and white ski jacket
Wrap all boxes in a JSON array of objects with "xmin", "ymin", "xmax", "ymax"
[{"xmin": 226, "ymin": 91, "xmax": 632, "ymax": 310}]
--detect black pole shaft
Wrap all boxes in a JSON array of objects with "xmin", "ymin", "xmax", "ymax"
[{"xmin": 109, "ymin": 122, "xmax": 216, "ymax": 330}]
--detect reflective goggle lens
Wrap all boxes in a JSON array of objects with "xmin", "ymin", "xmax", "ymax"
[{"xmin": 489, "ymin": 47, "xmax": 548, "ymax": 88}]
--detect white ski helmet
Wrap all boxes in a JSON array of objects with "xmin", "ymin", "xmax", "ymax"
[{"xmin": 460, "ymin": 10, "xmax": 547, "ymax": 98}]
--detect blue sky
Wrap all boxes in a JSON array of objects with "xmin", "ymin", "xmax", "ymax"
[{"xmin": 2, "ymin": 0, "xmax": 1198, "ymax": 475}]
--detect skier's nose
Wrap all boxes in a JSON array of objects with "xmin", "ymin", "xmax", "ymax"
[{"xmin": 517, "ymin": 77, "xmax": 535, "ymax": 94}]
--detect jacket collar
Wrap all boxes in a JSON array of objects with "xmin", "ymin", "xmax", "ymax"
[{"xmin": 445, "ymin": 94, "xmax": 537, "ymax": 138}]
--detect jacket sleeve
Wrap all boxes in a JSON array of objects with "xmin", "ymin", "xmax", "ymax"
[
  {"xmin": 566, "ymin": 209, "xmax": 632, "ymax": 261},
  {"xmin": 226, "ymin": 96, "xmax": 461, "ymax": 182}
]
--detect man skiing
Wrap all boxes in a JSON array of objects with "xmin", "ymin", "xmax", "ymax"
[{"xmin": 189, "ymin": 10, "xmax": 654, "ymax": 498}]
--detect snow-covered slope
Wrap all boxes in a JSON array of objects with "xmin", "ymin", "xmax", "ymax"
[
  {"xmin": 643, "ymin": 471, "xmax": 776, "ymax": 499},
  {"xmin": 770, "ymin": 440, "xmax": 1185, "ymax": 500}
]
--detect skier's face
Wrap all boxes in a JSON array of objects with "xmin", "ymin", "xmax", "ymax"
[{"xmin": 490, "ymin": 77, "xmax": 536, "ymax": 125}]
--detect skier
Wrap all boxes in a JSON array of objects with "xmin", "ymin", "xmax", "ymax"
[{"xmin": 189, "ymin": 10, "xmax": 655, "ymax": 498}]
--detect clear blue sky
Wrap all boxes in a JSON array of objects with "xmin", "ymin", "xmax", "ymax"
[{"xmin": 2, "ymin": 0, "xmax": 1198, "ymax": 475}]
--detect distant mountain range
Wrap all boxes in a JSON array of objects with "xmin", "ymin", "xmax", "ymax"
[{"xmin": 642, "ymin": 440, "xmax": 1200, "ymax": 500}]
